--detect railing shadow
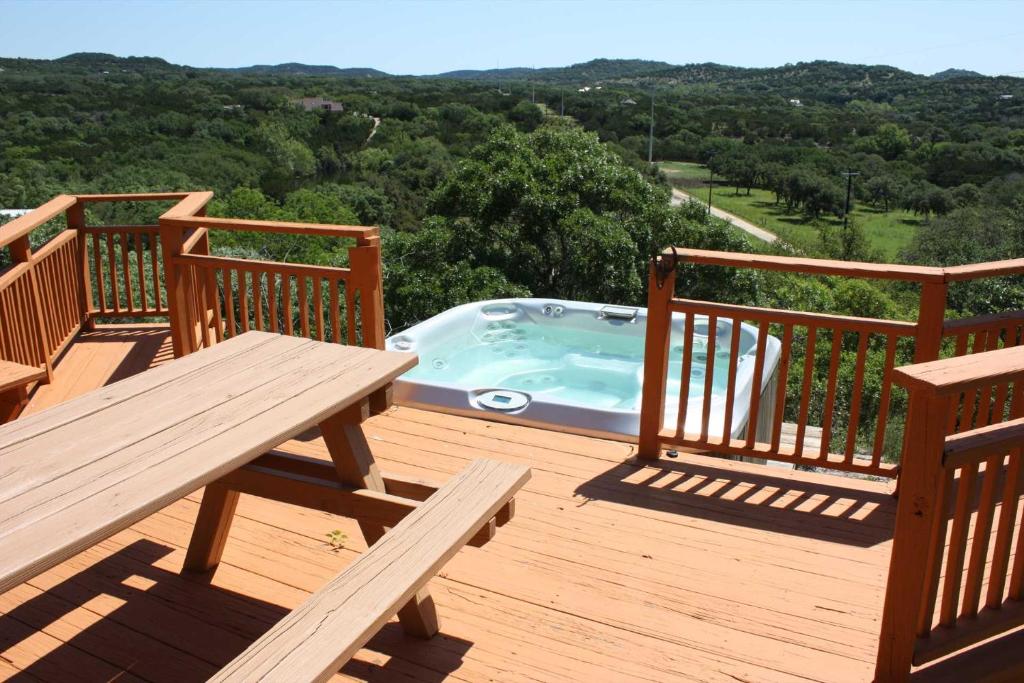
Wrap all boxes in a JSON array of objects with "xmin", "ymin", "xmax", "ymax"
[
  {"xmin": 909, "ymin": 628, "xmax": 1024, "ymax": 682},
  {"xmin": 575, "ymin": 455, "xmax": 896, "ymax": 548},
  {"xmin": 0, "ymin": 539, "xmax": 472, "ymax": 682}
]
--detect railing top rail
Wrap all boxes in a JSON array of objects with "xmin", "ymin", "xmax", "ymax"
[
  {"xmin": 943, "ymin": 416, "xmax": 1024, "ymax": 469},
  {"xmin": 944, "ymin": 258, "xmax": 1024, "ymax": 282},
  {"xmin": 670, "ymin": 297, "xmax": 919, "ymax": 334},
  {"xmin": 159, "ymin": 191, "xmax": 214, "ymax": 219},
  {"xmin": 0, "ymin": 195, "xmax": 76, "ymax": 250},
  {"xmin": 943, "ymin": 309, "xmax": 1024, "ymax": 333},
  {"xmin": 162, "ymin": 215, "xmax": 379, "ymax": 243},
  {"xmin": 664, "ymin": 248, "xmax": 946, "ymax": 283},
  {"xmin": 894, "ymin": 345, "xmax": 1024, "ymax": 396},
  {"xmin": 174, "ymin": 253, "xmax": 353, "ymax": 280},
  {"xmin": 75, "ymin": 192, "xmax": 197, "ymax": 203}
]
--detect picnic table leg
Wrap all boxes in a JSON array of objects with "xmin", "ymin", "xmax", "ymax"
[
  {"xmin": 319, "ymin": 400, "xmax": 441, "ymax": 638},
  {"xmin": 183, "ymin": 482, "xmax": 240, "ymax": 572}
]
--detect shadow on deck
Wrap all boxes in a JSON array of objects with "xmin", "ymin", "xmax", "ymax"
[
  {"xmin": 0, "ymin": 539, "xmax": 471, "ymax": 682},
  {"xmin": 576, "ymin": 456, "xmax": 895, "ymax": 548}
]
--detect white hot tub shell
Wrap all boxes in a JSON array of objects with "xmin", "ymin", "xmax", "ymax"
[{"xmin": 386, "ymin": 298, "xmax": 782, "ymax": 443}]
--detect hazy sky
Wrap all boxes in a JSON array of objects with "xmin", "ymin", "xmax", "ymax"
[{"xmin": 2, "ymin": 0, "xmax": 1023, "ymax": 76}]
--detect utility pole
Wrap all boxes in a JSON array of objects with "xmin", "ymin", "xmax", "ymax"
[
  {"xmin": 707, "ymin": 169, "xmax": 714, "ymax": 218},
  {"xmin": 647, "ymin": 91, "xmax": 655, "ymax": 164},
  {"xmin": 706, "ymin": 154, "xmax": 715, "ymax": 219},
  {"xmin": 841, "ymin": 170, "xmax": 860, "ymax": 231}
]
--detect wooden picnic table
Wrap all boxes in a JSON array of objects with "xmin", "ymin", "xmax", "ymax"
[{"xmin": 0, "ymin": 331, "xmax": 528, "ymax": 681}]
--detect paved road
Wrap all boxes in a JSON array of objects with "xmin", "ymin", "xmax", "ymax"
[{"xmin": 671, "ymin": 188, "xmax": 778, "ymax": 244}]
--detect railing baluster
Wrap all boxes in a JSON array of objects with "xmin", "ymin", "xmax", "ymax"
[
  {"xmin": 105, "ymin": 232, "xmax": 119, "ymax": 313},
  {"xmin": 675, "ymin": 313, "xmax": 694, "ymax": 437},
  {"xmin": 197, "ymin": 266, "xmax": 212, "ymax": 350},
  {"xmin": 960, "ymin": 453, "xmax": 1002, "ymax": 619},
  {"xmin": 699, "ymin": 314, "xmax": 717, "ymax": 443},
  {"xmin": 253, "ymin": 271, "xmax": 264, "ymax": 331},
  {"xmin": 298, "ymin": 275, "xmax": 310, "ymax": 338},
  {"xmin": 135, "ymin": 232, "xmax": 147, "ymax": 311},
  {"xmin": 283, "ymin": 274, "xmax": 294, "ymax": 336},
  {"xmin": 120, "ymin": 232, "xmax": 133, "ymax": 312},
  {"xmin": 794, "ymin": 327, "xmax": 817, "ymax": 458},
  {"xmin": 770, "ymin": 324, "xmax": 793, "ymax": 453},
  {"xmin": 313, "ymin": 277, "xmax": 324, "ymax": 341},
  {"xmin": 988, "ymin": 447, "xmax": 1022, "ymax": 607},
  {"xmin": 844, "ymin": 331, "xmax": 870, "ymax": 462},
  {"xmin": 974, "ymin": 328, "xmax": 1003, "ymax": 427},
  {"xmin": 92, "ymin": 233, "xmax": 105, "ymax": 313},
  {"xmin": 345, "ymin": 285, "xmax": 356, "ymax": 345},
  {"xmin": 939, "ymin": 461, "xmax": 978, "ymax": 626},
  {"xmin": 1009, "ymin": 503, "xmax": 1024, "ymax": 600},
  {"xmin": 745, "ymin": 319, "xmax": 769, "ymax": 448},
  {"xmin": 238, "ymin": 268, "xmax": 250, "ymax": 333},
  {"xmin": 917, "ymin": 468, "xmax": 954, "ymax": 635},
  {"xmin": 268, "ymin": 272, "xmax": 279, "ymax": 333},
  {"xmin": 206, "ymin": 267, "xmax": 222, "ymax": 344},
  {"xmin": 150, "ymin": 230, "xmax": 162, "ymax": 312},
  {"xmin": 222, "ymin": 269, "xmax": 236, "ymax": 338},
  {"xmin": 329, "ymin": 280, "xmax": 340, "ymax": 343},
  {"xmin": 960, "ymin": 331, "xmax": 989, "ymax": 430},
  {"xmin": 872, "ymin": 334, "xmax": 899, "ymax": 468},
  {"xmin": 818, "ymin": 328, "xmax": 844, "ymax": 460},
  {"xmin": 720, "ymin": 320, "xmax": 742, "ymax": 444}
]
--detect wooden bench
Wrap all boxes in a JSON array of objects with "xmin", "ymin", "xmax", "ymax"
[
  {"xmin": 0, "ymin": 359, "xmax": 46, "ymax": 423},
  {"xmin": 212, "ymin": 458, "xmax": 529, "ymax": 682},
  {"xmin": 0, "ymin": 331, "xmax": 529, "ymax": 679}
]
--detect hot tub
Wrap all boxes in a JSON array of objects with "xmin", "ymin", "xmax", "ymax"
[{"xmin": 386, "ymin": 298, "xmax": 781, "ymax": 442}]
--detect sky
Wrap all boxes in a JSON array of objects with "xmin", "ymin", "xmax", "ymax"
[{"xmin": 2, "ymin": 0, "xmax": 1023, "ymax": 77}]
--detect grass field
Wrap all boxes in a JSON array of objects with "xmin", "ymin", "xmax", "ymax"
[{"xmin": 659, "ymin": 161, "xmax": 921, "ymax": 260}]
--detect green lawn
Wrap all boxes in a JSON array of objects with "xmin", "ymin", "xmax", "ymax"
[{"xmin": 658, "ymin": 161, "xmax": 921, "ymax": 261}]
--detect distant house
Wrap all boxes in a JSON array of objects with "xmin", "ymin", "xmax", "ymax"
[
  {"xmin": 999, "ymin": 94, "xmax": 1014, "ymax": 100},
  {"xmin": 788, "ymin": 98, "xmax": 803, "ymax": 107},
  {"xmin": 293, "ymin": 96, "xmax": 345, "ymax": 113},
  {"xmin": 621, "ymin": 97, "xmax": 637, "ymax": 105},
  {"xmin": 222, "ymin": 104, "xmax": 244, "ymax": 111}
]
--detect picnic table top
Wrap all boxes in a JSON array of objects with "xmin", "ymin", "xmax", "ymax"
[{"xmin": 0, "ymin": 331, "xmax": 416, "ymax": 594}]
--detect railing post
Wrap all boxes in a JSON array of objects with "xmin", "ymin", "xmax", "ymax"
[
  {"xmin": 913, "ymin": 280, "xmax": 948, "ymax": 363},
  {"xmin": 875, "ymin": 385, "xmax": 950, "ymax": 682},
  {"xmin": 349, "ymin": 238, "xmax": 385, "ymax": 350},
  {"xmin": 66, "ymin": 201, "xmax": 95, "ymax": 331},
  {"xmin": 159, "ymin": 220, "xmax": 192, "ymax": 358},
  {"xmin": 638, "ymin": 255, "xmax": 676, "ymax": 460}
]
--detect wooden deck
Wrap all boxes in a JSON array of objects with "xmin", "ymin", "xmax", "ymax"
[{"xmin": 1, "ymin": 325, "xmax": 907, "ymax": 682}]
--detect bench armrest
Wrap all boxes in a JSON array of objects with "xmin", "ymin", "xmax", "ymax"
[{"xmin": 211, "ymin": 458, "xmax": 530, "ymax": 683}]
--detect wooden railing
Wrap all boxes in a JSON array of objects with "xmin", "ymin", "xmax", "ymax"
[
  {"xmin": 0, "ymin": 192, "xmax": 385, "ymax": 403},
  {"xmin": 639, "ymin": 249, "xmax": 1024, "ymax": 479},
  {"xmin": 1, "ymin": 195, "xmax": 91, "ymax": 382},
  {"xmin": 159, "ymin": 215, "xmax": 384, "ymax": 357},
  {"xmin": 876, "ymin": 346, "xmax": 1024, "ymax": 681}
]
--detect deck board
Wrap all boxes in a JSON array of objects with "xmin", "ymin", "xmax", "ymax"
[{"xmin": 4, "ymin": 326, "xmax": 906, "ymax": 682}]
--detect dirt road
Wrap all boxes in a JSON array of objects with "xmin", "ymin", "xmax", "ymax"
[{"xmin": 671, "ymin": 188, "xmax": 778, "ymax": 244}]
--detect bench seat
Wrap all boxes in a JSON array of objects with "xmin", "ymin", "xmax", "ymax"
[
  {"xmin": 0, "ymin": 359, "xmax": 46, "ymax": 423},
  {"xmin": 212, "ymin": 458, "xmax": 530, "ymax": 683},
  {"xmin": 0, "ymin": 360, "xmax": 45, "ymax": 394}
]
